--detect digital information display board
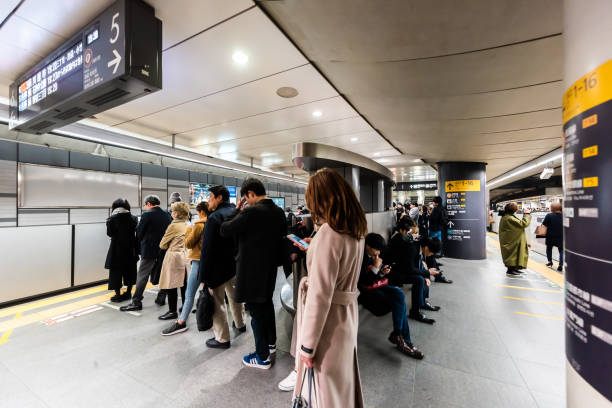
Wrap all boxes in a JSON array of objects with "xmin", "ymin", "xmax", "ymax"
[{"xmin": 9, "ymin": 0, "xmax": 161, "ymax": 134}]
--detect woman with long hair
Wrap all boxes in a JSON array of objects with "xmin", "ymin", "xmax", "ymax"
[
  {"xmin": 105, "ymin": 198, "xmax": 139, "ymax": 302},
  {"xmin": 294, "ymin": 168, "xmax": 367, "ymax": 408}
]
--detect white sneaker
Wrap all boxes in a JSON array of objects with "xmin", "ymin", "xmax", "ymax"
[{"xmin": 278, "ymin": 369, "xmax": 297, "ymax": 392}]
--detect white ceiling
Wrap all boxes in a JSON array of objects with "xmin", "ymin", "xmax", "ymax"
[
  {"xmin": 0, "ymin": 0, "xmax": 564, "ymax": 183},
  {"xmin": 260, "ymin": 0, "xmax": 564, "ymax": 180}
]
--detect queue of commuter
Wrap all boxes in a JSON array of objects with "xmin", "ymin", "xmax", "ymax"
[{"xmin": 103, "ymin": 171, "xmax": 460, "ymax": 406}]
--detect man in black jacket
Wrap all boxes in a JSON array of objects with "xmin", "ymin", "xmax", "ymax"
[
  {"xmin": 121, "ymin": 195, "xmax": 172, "ymax": 312},
  {"xmin": 220, "ymin": 178, "xmax": 287, "ymax": 369},
  {"xmin": 386, "ymin": 219, "xmax": 440, "ymax": 324},
  {"xmin": 198, "ymin": 185, "xmax": 246, "ymax": 349}
]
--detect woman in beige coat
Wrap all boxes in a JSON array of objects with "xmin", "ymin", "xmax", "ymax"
[
  {"xmin": 294, "ymin": 168, "xmax": 368, "ymax": 408},
  {"xmin": 158, "ymin": 201, "xmax": 190, "ymax": 320}
]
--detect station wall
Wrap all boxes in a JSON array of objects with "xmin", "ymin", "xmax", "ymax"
[{"xmin": 0, "ymin": 137, "xmax": 306, "ymax": 306}]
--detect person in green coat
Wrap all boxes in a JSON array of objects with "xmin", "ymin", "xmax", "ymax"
[{"xmin": 498, "ymin": 203, "xmax": 531, "ymax": 276}]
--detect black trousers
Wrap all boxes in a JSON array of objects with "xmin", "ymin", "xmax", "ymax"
[
  {"xmin": 246, "ymin": 299, "xmax": 277, "ymax": 361},
  {"xmin": 163, "ymin": 287, "xmax": 186, "ymax": 313}
]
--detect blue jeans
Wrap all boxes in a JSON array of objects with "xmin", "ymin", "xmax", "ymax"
[
  {"xmin": 378, "ymin": 286, "xmax": 412, "ymax": 344},
  {"xmin": 179, "ymin": 260, "xmax": 200, "ymax": 322}
]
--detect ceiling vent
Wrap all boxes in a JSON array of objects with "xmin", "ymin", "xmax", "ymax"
[
  {"xmin": 29, "ymin": 121, "xmax": 56, "ymax": 131},
  {"xmin": 86, "ymin": 88, "xmax": 130, "ymax": 107},
  {"xmin": 53, "ymin": 107, "xmax": 88, "ymax": 120}
]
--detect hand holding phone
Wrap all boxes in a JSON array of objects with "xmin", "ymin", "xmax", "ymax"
[
  {"xmin": 288, "ymin": 234, "xmax": 310, "ymax": 251},
  {"xmin": 380, "ymin": 265, "xmax": 392, "ymax": 275}
]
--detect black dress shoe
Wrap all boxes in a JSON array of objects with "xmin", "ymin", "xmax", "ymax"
[
  {"xmin": 233, "ymin": 321, "xmax": 247, "ymax": 333},
  {"xmin": 421, "ymin": 302, "xmax": 441, "ymax": 312},
  {"xmin": 110, "ymin": 294, "xmax": 123, "ymax": 303},
  {"xmin": 409, "ymin": 312, "xmax": 435, "ymax": 324},
  {"xmin": 437, "ymin": 262, "xmax": 444, "ymax": 267},
  {"xmin": 119, "ymin": 292, "xmax": 132, "ymax": 301},
  {"xmin": 557, "ymin": 265, "xmax": 563, "ymax": 272},
  {"xmin": 158, "ymin": 311, "xmax": 178, "ymax": 320},
  {"xmin": 120, "ymin": 303, "xmax": 142, "ymax": 312},
  {"xmin": 435, "ymin": 274, "xmax": 453, "ymax": 284},
  {"xmin": 154, "ymin": 298, "xmax": 166, "ymax": 306},
  {"xmin": 206, "ymin": 337, "xmax": 230, "ymax": 349}
]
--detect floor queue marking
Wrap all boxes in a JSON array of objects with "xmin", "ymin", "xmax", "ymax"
[
  {"xmin": 504, "ymin": 296, "xmax": 563, "ymax": 305},
  {"xmin": 42, "ymin": 305, "xmax": 104, "ymax": 326},
  {"xmin": 496, "ymin": 284, "xmax": 562, "ymax": 294},
  {"xmin": 0, "ymin": 312, "xmax": 23, "ymax": 345},
  {"xmin": 514, "ymin": 311, "xmax": 564, "ymax": 321}
]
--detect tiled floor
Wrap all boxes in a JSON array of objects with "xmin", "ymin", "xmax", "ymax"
[{"xmin": 0, "ymin": 238, "xmax": 565, "ymax": 407}]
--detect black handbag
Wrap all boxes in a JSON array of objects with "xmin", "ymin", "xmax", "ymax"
[
  {"xmin": 292, "ymin": 367, "xmax": 317, "ymax": 408},
  {"xmin": 196, "ymin": 288, "xmax": 214, "ymax": 331}
]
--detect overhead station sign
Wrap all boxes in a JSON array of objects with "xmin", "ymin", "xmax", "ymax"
[
  {"xmin": 394, "ymin": 181, "xmax": 437, "ymax": 191},
  {"xmin": 9, "ymin": 0, "xmax": 162, "ymax": 134}
]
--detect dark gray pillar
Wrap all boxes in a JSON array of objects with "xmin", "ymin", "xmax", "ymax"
[{"xmin": 437, "ymin": 162, "xmax": 487, "ymax": 260}]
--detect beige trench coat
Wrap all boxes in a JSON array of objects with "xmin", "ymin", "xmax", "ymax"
[
  {"xmin": 294, "ymin": 223, "xmax": 365, "ymax": 408},
  {"xmin": 158, "ymin": 219, "xmax": 189, "ymax": 290}
]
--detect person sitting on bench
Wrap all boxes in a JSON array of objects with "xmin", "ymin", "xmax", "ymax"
[
  {"xmin": 386, "ymin": 219, "xmax": 441, "ymax": 324},
  {"xmin": 358, "ymin": 233, "xmax": 424, "ymax": 359}
]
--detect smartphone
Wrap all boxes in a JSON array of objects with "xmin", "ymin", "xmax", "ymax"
[{"xmin": 287, "ymin": 234, "xmax": 309, "ymax": 248}]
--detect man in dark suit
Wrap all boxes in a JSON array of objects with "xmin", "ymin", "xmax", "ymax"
[
  {"xmin": 220, "ymin": 178, "xmax": 287, "ymax": 369},
  {"xmin": 198, "ymin": 185, "xmax": 246, "ymax": 349},
  {"xmin": 121, "ymin": 195, "xmax": 172, "ymax": 312},
  {"xmin": 386, "ymin": 219, "xmax": 440, "ymax": 324}
]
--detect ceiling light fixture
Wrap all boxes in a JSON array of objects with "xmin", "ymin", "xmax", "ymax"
[
  {"xmin": 540, "ymin": 167, "xmax": 554, "ymax": 180},
  {"xmin": 350, "ymin": 137, "xmax": 358, "ymax": 142},
  {"xmin": 486, "ymin": 154, "xmax": 563, "ymax": 188},
  {"xmin": 232, "ymin": 50, "xmax": 249, "ymax": 65},
  {"xmin": 374, "ymin": 152, "xmax": 380, "ymax": 156},
  {"xmin": 312, "ymin": 110, "xmax": 322, "ymax": 117}
]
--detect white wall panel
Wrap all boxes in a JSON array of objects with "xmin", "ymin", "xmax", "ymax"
[
  {"xmin": 70, "ymin": 208, "xmax": 110, "ymax": 224},
  {"xmin": 0, "ymin": 225, "xmax": 71, "ymax": 303},
  {"xmin": 18, "ymin": 210, "xmax": 68, "ymax": 226},
  {"xmin": 20, "ymin": 164, "xmax": 139, "ymax": 208},
  {"xmin": 74, "ymin": 223, "xmax": 109, "ymax": 285}
]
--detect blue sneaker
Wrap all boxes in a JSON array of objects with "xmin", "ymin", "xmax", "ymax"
[
  {"xmin": 242, "ymin": 352, "xmax": 271, "ymax": 370},
  {"xmin": 269, "ymin": 344, "xmax": 277, "ymax": 354}
]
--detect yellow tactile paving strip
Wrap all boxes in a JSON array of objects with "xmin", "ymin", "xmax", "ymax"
[{"xmin": 0, "ymin": 283, "xmax": 155, "ymax": 338}]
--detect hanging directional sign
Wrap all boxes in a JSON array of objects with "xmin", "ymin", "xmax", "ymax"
[{"xmin": 9, "ymin": 0, "xmax": 162, "ymax": 134}]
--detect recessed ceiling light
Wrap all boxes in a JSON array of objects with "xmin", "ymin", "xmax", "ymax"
[
  {"xmin": 413, "ymin": 158, "xmax": 421, "ymax": 163},
  {"xmin": 312, "ymin": 110, "xmax": 322, "ymax": 117},
  {"xmin": 374, "ymin": 152, "xmax": 380, "ymax": 156},
  {"xmin": 350, "ymin": 137, "xmax": 358, "ymax": 142},
  {"xmin": 232, "ymin": 50, "xmax": 249, "ymax": 65},
  {"xmin": 276, "ymin": 87, "xmax": 299, "ymax": 98}
]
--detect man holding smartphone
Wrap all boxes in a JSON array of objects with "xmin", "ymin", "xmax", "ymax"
[{"xmin": 220, "ymin": 178, "xmax": 287, "ymax": 369}]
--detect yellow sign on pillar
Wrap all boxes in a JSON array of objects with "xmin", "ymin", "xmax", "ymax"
[{"xmin": 445, "ymin": 180, "xmax": 481, "ymax": 192}]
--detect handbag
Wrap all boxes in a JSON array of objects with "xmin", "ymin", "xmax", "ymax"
[
  {"xmin": 292, "ymin": 367, "xmax": 317, "ymax": 408},
  {"xmin": 362, "ymin": 277, "xmax": 389, "ymax": 291},
  {"xmin": 535, "ymin": 225, "xmax": 547, "ymax": 238},
  {"xmin": 196, "ymin": 288, "xmax": 214, "ymax": 331}
]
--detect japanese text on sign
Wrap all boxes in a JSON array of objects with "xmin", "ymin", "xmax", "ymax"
[{"xmin": 445, "ymin": 180, "xmax": 480, "ymax": 192}]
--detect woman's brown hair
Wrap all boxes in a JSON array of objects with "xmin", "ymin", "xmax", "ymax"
[
  {"xmin": 504, "ymin": 202, "xmax": 518, "ymax": 215},
  {"xmin": 306, "ymin": 168, "xmax": 367, "ymax": 240}
]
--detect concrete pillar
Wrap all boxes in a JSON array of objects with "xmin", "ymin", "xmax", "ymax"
[
  {"xmin": 376, "ymin": 179, "xmax": 385, "ymax": 212},
  {"xmin": 564, "ymin": 1, "xmax": 612, "ymax": 406},
  {"xmin": 437, "ymin": 162, "xmax": 486, "ymax": 260}
]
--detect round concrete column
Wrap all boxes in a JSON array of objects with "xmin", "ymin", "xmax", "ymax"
[
  {"xmin": 564, "ymin": 1, "xmax": 612, "ymax": 406},
  {"xmin": 437, "ymin": 162, "xmax": 486, "ymax": 260}
]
